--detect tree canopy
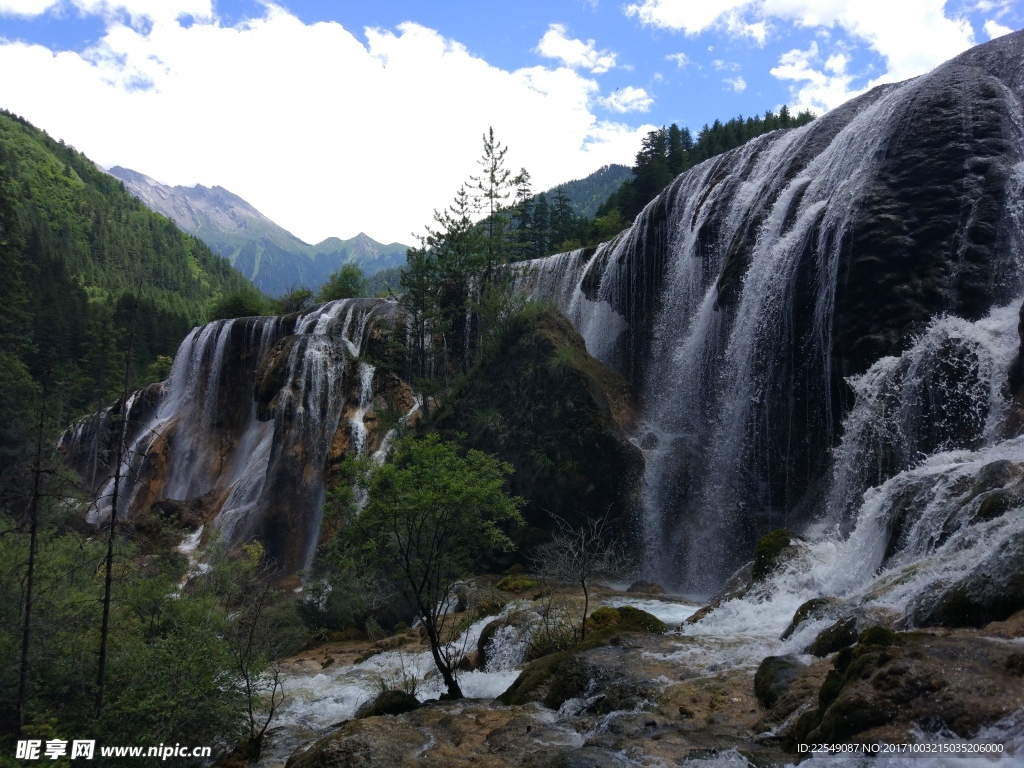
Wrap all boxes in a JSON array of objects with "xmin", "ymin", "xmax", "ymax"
[{"xmin": 344, "ymin": 434, "xmax": 523, "ymax": 698}]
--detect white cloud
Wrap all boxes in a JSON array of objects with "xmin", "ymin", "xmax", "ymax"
[
  {"xmin": 983, "ymin": 19, "xmax": 1013, "ymax": 38},
  {"xmin": 665, "ymin": 52, "xmax": 690, "ymax": 67},
  {"xmin": 625, "ymin": 0, "xmax": 751, "ymax": 35},
  {"xmin": 535, "ymin": 23, "xmax": 617, "ymax": 74},
  {"xmin": 770, "ymin": 40, "xmax": 855, "ymax": 112},
  {"xmin": 0, "ymin": 11, "xmax": 651, "ymax": 245},
  {"xmin": 599, "ymin": 85, "xmax": 654, "ymax": 113},
  {"xmin": 724, "ymin": 75, "xmax": 747, "ymax": 91},
  {"xmin": 0, "ymin": 0, "xmax": 214, "ymax": 21},
  {"xmin": 712, "ymin": 59, "xmax": 740, "ymax": 70},
  {"xmin": 624, "ymin": 0, "xmax": 977, "ymax": 112},
  {"xmin": 0, "ymin": 0, "xmax": 57, "ymax": 14}
]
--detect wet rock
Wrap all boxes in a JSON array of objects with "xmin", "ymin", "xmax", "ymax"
[
  {"xmin": 807, "ymin": 617, "xmax": 859, "ymax": 657},
  {"xmin": 909, "ymin": 528, "xmax": 1024, "ymax": 627},
  {"xmin": 752, "ymin": 530, "xmax": 799, "ymax": 582},
  {"xmin": 780, "ymin": 597, "xmax": 837, "ymax": 640},
  {"xmin": 754, "ymin": 656, "xmax": 805, "ymax": 710},
  {"xmin": 626, "ymin": 580, "xmax": 666, "ymax": 595},
  {"xmin": 787, "ymin": 628, "xmax": 1022, "ymax": 748},
  {"xmin": 356, "ymin": 690, "xmax": 420, "ymax": 719}
]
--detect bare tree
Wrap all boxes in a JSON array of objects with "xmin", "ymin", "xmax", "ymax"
[
  {"xmin": 227, "ymin": 557, "xmax": 285, "ymax": 760},
  {"xmin": 17, "ymin": 366, "xmax": 51, "ymax": 728},
  {"xmin": 96, "ymin": 291, "xmax": 140, "ymax": 718},
  {"xmin": 533, "ymin": 511, "xmax": 632, "ymax": 642}
]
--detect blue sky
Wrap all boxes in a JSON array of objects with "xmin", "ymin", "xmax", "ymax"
[{"xmin": 0, "ymin": 1, "xmax": 1020, "ymax": 244}]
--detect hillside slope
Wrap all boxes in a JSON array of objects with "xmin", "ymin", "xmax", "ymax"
[
  {"xmin": 108, "ymin": 166, "xmax": 409, "ymax": 295},
  {"xmin": 0, "ymin": 109, "xmax": 254, "ymax": 426}
]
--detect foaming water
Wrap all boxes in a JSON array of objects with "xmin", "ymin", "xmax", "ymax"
[
  {"xmin": 63, "ymin": 299, "xmax": 408, "ymax": 572},
  {"xmin": 512, "ymin": 39, "xmax": 1024, "ymax": 592}
]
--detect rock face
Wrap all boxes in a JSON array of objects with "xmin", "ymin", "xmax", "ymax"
[
  {"xmin": 60, "ymin": 299, "xmax": 641, "ymax": 576},
  {"xmin": 433, "ymin": 307, "xmax": 642, "ymax": 538},
  {"xmin": 790, "ymin": 625, "xmax": 1024, "ymax": 747},
  {"xmin": 60, "ymin": 299, "xmax": 418, "ymax": 575},
  {"xmin": 513, "ymin": 30, "xmax": 1024, "ymax": 589}
]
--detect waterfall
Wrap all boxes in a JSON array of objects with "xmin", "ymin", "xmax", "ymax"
[
  {"xmin": 61, "ymin": 298, "xmax": 410, "ymax": 575},
  {"xmin": 517, "ymin": 33, "xmax": 1024, "ymax": 592}
]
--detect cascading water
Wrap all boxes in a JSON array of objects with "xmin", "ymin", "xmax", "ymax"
[
  {"xmin": 515, "ymin": 32, "xmax": 1024, "ymax": 594},
  {"xmin": 61, "ymin": 297, "xmax": 411, "ymax": 575}
]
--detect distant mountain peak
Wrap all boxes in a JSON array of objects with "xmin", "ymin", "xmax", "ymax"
[{"xmin": 106, "ymin": 166, "xmax": 410, "ymax": 295}]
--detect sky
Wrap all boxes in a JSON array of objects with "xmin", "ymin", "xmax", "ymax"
[{"xmin": 0, "ymin": 1, "xmax": 1020, "ymax": 245}]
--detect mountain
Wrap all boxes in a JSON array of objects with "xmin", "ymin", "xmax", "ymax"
[
  {"xmin": 107, "ymin": 166, "xmax": 410, "ymax": 296},
  {"xmin": 0, "ymin": 109, "xmax": 253, "ymax": 431},
  {"xmin": 539, "ymin": 163, "xmax": 630, "ymax": 219}
]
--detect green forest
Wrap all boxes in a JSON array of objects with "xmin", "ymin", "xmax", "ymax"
[
  {"xmin": 497, "ymin": 106, "xmax": 815, "ymax": 262},
  {"xmin": 0, "ymin": 110, "xmax": 254, "ymax": 467}
]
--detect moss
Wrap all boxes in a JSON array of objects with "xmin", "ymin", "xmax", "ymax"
[
  {"xmin": 858, "ymin": 625, "xmax": 899, "ymax": 647},
  {"xmin": 615, "ymin": 605, "xmax": 667, "ymax": 634},
  {"xmin": 496, "ymin": 650, "xmax": 571, "ymax": 705},
  {"xmin": 586, "ymin": 606, "xmax": 621, "ymax": 632},
  {"xmin": 355, "ymin": 689, "xmax": 420, "ymax": 719},
  {"xmin": 752, "ymin": 529, "xmax": 793, "ymax": 582},
  {"xmin": 496, "ymin": 575, "xmax": 538, "ymax": 594}
]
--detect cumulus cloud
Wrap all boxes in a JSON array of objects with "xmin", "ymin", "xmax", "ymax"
[
  {"xmin": 770, "ymin": 40, "xmax": 855, "ymax": 111},
  {"xmin": 983, "ymin": 19, "xmax": 1012, "ymax": 38},
  {"xmin": 535, "ymin": 23, "xmax": 617, "ymax": 73},
  {"xmin": 665, "ymin": 52, "xmax": 690, "ymax": 67},
  {"xmin": 624, "ymin": 0, "xmax": 977, "ymax": 112},
  {"xmin": 599, "ymin": 86, "xmax": 654, "ymax": 113},
  {"xmin": 624, "ymin": 0, "xmax": 751, "ymax": 35},
  {"xmin": 724, "ymin": 75, "xmax": 746, "ymax": 91},
  {"xmin": 0, "ymin": 10, "xmax": 651, "ymax": 244}
]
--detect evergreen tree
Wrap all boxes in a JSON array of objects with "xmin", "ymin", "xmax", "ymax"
[{"xmin": 471, "ymin": 128, "xmax": 513, "ymax": 281}]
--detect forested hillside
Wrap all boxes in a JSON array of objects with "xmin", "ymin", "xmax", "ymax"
[
  {"xmin": 0, "ymin": 109, "xmax": 254, "ymax": 475},
  {"xmin": 500, "ymin": 106, "xmax": 815, "ymax": 262},
  {"xmin": 537, "ymin": 164, "xmax": 631, "ymax": 219}
]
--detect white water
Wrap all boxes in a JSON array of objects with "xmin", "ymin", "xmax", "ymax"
[
  {"xmin": 256, "ymin": 604, "xmax": 532, "ymax": 767},
  {"xmin": 64, "ymin": 299, "xmax": 409, "ymax": 572}
]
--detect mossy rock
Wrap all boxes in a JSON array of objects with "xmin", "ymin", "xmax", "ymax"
[
  {"xmin": 780, "ymin": 597, "xmax": 835, "ymax": 640},
  {"xmin": 497, "ymin": 575, "xmax": 538, "ymax": 594},
  {"xmin": 790, "ymin": 626, "xmax": 904, "ymax": 746},
  {"xmin": 498, "ymin": 606, "xmax": 666, "ymax": 707},
  {"xmin": 754, "ymin": 655, "xmax": 805, "ymax": 709},
  {"xmin": 858, "ymin": 625, "xmax": 899, "ymax": 647},
  {"xmin": 807, "ymin": 617, "xmax": 859, "ymax": 657},
  {"xmin": 544, "ymin": 654, "xmax": 593, "ymax": 709},
  {"xmin": 614, "ymin": 606, "xmax": 667, "ymax": 634},
  {"xmin": 356, "ymin": 689, "xmax": 420, "ymax": 719},
  {"xmin": 752, "ymin": 529, "xmax": 794, "ymax": 582},
  {"xmin": 474, "ymin": 598, "xmax": 506, "ymax": 619},
  {"xmin": 586, "ymin": 606, "xmax": 621, "ymax": 632},
  {"xmin": 497, "ymin": 650, "xmax": 571, "ymax": 706}
]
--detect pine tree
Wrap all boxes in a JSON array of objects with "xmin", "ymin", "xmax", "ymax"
[{"xmin": 471, "ymin": 127, "xmax": 513, "ymax": 281}]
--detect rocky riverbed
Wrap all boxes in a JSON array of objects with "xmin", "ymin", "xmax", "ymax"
[{"xmin": 237, "ymin": 578, "xmax": 1024, "ymax": 768}]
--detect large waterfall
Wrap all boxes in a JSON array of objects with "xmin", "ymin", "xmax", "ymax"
[
  {"xmin": 515, "ymin": 31, "xmax": 1024, "ymax": 594},
  {"xmin": 60, "ymin": 298, "xmax": 412, "ymax": 575},
  {"xmin": 61, "ymin": 32, "xmax": 1024, "ymax": 615}
]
